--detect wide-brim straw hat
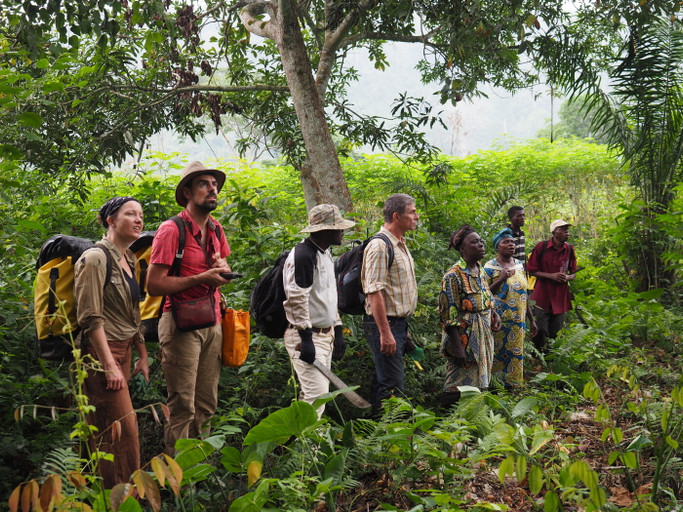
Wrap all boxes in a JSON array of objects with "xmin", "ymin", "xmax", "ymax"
[
  {"xmin": 176, "ymin": 161, "xmax": 226, "ymax": 206},
  {"xmin": 300, "ymin": 204, "xmax": 356, "ymax": 233}
]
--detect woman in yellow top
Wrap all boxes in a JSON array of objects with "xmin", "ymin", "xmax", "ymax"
[{"xmin": 74, "ymin": 196, "xmax": 149, "ymax": 488}]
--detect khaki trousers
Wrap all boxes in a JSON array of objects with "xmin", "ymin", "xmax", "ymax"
[
  {"xmin": 284, "ymin": 327, "xmax": 334, "ymax": 419},
  {"xmin": 159, "ymin": 312, "xmax": 222, "ymax": 454},
  {"xmin": 84, "ymin": 337, "xmax": 140, "ymax": 488}
]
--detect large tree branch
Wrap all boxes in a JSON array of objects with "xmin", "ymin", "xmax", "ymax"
[
  {"xmin": 237, "ymin": 0, "xmax": 277, "ymax": 39},
  {"xmin": 315, "ymin": 0, "xmax": 375, "ymax": 95},
  {"xmin": 341, "ymin": 29, "xmax": 440, "ymax": 48},
  {"xmin": 74, "ymin": 83, "xmax": 289, "ymax": 110}
]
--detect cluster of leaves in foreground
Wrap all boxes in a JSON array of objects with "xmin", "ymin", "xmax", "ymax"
[{"xmin": 9, "ymin": 366, "xmax": 683, "ymax": 512}]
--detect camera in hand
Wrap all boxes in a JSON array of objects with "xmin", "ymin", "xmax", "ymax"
[{"xmin": 220, "ymin": 272, "xmax": 243, "ymax": 280}]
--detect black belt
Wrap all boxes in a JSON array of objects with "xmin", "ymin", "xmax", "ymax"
[
  {"xmin": 364, "ymin": 314, "xmax": 407, "ymax": 323},
  {"xmin": 289, "ymin": 324, "xmax": 333, "ymax": 334}
]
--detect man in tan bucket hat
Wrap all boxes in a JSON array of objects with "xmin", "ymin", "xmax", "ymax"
[
  {"xmin": 147, "ymin": 161, "xmax": 233, "ymax": 454},
  {"xmin": 282, "ymin": 204, "xmax": 355, "ymax": 418}
]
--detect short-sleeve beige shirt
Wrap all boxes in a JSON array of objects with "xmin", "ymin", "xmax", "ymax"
[{"xmin": 361, "ymin": 227, "xmax": 417, "ymax": 317}]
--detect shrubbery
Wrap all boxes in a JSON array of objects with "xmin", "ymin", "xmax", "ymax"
[{"xmin": 2, "ymin": 142, "xmax": 681, "ymax": 511}]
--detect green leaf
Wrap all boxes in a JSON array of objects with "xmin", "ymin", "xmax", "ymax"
[
  {"xmin": 637, "ymin": 288, "xmax": 663, "ymax": 300},
  {"xmin": 324, "ymin": 451, "xmax": 347, "ymax": 483},
  {"xmin": 672, "ymin": 387, "xmax": 683, "ymax": 407},
  {"xmin": 543, "ymin": 490, "xmax": 560, "ymax": 512},
  {"xmin": 342, "ymin": 420, "xmax": 355, "ymax": 448},
  {"xmin": 16, "ymin": 219, "xmax": 46, "ymax": 232},
  {"xmin": 220, "ymin": 446, "xmax": 242, "ymax": 473},
  {"xmin": 529, "ymin": 465, "xmax": 544, "ymax": 495},
  {"xmin": 175, "ymin": 438, "xmax": 221, "ymax": 470},
  {"xmin": 498, "ymin": 455, "xmax": 515, "ymax": 483},
  {"xmin": 665, "ymin": 435, "xmax": 679, "ymax": 450},
  {"xmin": 181, "ymin": 463, "xmax": 216, "ymax": 483},
  {"xmin": 611, "ymin": 427, "xmax": 623, "ymax": 444},
  {"xmin": 229, "ymin": 479, "xmax": 270, "ymax": 512},
  {"xmin": 511, "ymin": 397, "xmax": 537, "ymax": 419},
  {"xmin": 457, "ymin": 386, "xmax": 482, "ymax": 400},
  {"xmin": 18, "ymin": 112, "xmax": 42, "ymax": 128},
  {"xmin": 589, "ymin": 486, "xmax": 607, "ymax": 509},
  {"xmin": 626, "ymin": 434, "xmax": 652, "ymax": 452},
  {"xmin": 529, "ymin": 425, "xmax": 553, "ymax": 455},
  {"xmin": 117, "ymin": 497, "xmax": 143, "ymax": 511},
  {"xmin": 621, "ymin": 451, "xmax": 638, "ymax": 469},
  {"xmin": 243, "ymin": 401, "xmax": 318, "ymax": 445},
  {"xmin": 661, "ymin": 408, "xmax": 669, "ymax": 431},
  {"xmin": 515, "ymin": 454, "xmax": 527, "ymax": 482}
]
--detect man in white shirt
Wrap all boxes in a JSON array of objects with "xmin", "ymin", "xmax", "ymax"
[{"xmin": 283, "ymin": 204, "xmax": 355, "ymax": 418}]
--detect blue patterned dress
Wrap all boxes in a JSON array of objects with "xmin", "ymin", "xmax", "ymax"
[
  {"xmin": 439, "ymin": 262, "xmax": 495, "ymax": 392},
  {"xmin": 483, "ymin": 258, "xmax": 528, "ymax": 388}
]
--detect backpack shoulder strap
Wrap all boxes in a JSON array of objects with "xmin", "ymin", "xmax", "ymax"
[
  {"xmin": 93, "ymin": 244, "xmax": 114, "ymax": 288},
  {"xmin": 169, "ymin": 215, "xmax": 186, "ymax": 277},
  {"xmin": 569, "ymin": 244, "xmax": 576, "ymax": 266},
  {"xmin": 371, "ymin": 233, "xmax": 395, "ymax": 269}
]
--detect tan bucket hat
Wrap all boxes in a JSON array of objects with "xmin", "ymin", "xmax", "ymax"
[
  {"xmin": 300, "ymin": 204, "xmax": 356, "ymax": 233},
  {"xmin": 175, "ymin": 161, "xmax": 226, "ymax": 206}
]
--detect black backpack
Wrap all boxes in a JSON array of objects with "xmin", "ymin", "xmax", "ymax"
[
  {"xmin": 335, "ymin": 234, "xmax": 394, "ymax": 315},
  {"xmin": 250, "ymin": 250, "xmax": 291, "ymax": 338}
]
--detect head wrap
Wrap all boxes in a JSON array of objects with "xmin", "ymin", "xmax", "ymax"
[
  {"xmin": 449, "ymin": 224, "xmax": 475, "ymax": 251},
  {"xmin": 99, "ymin": 196, "xmax": 140, "ymax": 228},
  {"xmin": 492, "ymin": 227, "xmax": 514, "ymax": 249}
]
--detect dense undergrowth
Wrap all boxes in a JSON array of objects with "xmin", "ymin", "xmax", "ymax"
[{"xmin": 1, "ymin": 140, "xmax": 681, "ymax": 511}]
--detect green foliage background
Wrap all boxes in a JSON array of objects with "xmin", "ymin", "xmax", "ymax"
[{"xmin": 1, "ymin": 140, "xmax": 681, "ymax": 510}]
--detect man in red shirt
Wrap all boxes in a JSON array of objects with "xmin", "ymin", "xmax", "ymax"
[
  {"xmin": 527, "ymin": 219, "xmax": 577, "ymax": 354},
  {"xmin": 147, "ymin": 161, "xmax": 233, "ymax": 454}
]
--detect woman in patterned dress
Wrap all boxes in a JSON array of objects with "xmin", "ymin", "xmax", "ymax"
[
  {"xmin": 483, "ymin": 228, "xmax": 538, "ymax": 389},
  {"xmin": 439, "ymin": 225, "xmax": 501, "ymax": 409}
]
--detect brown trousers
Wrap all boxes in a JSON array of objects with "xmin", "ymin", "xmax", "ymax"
[{"xmin": 84, "ymin": 337, "xmax": 140, "ymax": 488}]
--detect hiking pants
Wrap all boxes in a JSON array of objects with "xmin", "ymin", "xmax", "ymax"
[
  {"xmin": 284, "ymin": 326, "xmax": 335, "ymax": 419},
  {"xmin": 363, "ymin": 315, "xmax": 408, "ymax": 418},
  {"xmin": 158, "ymin": 312, "xmax": 222, "ymax": 455},
  {"xmin": 532, "ymin": 305, "xmax": 566, "ymax": 353}
]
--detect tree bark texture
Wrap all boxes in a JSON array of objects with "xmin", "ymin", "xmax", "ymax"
[{"xmin": 240, "ymin": 0, "xmax": 353, "ymax": 212}]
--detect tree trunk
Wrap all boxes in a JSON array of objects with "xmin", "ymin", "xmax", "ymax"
[{"xmin": 272, "ymin": 0, "xmax": 353, "ymax": 212}]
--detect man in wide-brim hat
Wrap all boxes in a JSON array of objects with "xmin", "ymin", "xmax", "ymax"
[
  {"xmin": 146, "ymin": 160, "xmax": 233, "ymax": 454},
  {"xmin": 282, "ymin": 204, "xmax": 355, "ymax": 419}
]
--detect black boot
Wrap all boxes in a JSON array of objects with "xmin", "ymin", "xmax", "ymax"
[{"xmin": 440, "ymin": 390, "xmax": 461, "ymax": 411}]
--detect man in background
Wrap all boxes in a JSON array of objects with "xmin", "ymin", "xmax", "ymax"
[
  {"xmin": 527, "ymin": 219, "xmax": 577, "ymax": 353},
  {"xmin": 361, "ymin": 193, "xmax": 419, "ymax": 417},
  {"xmin": 507, "ymin": 206, "xmax": 527, "ymax": 265}
]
